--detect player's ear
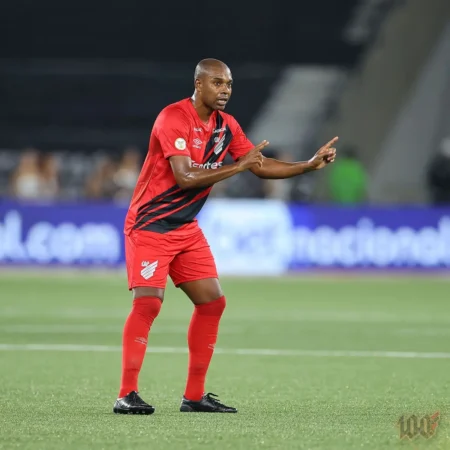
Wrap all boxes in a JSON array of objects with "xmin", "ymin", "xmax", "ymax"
[{"xmin": 194, "ymin": 78, "xmax": 201, "ymax": 91}]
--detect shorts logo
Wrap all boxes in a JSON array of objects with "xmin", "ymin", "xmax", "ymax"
[
  {"xmin": 141, "ymin": 260, "xmax": 158, "ymax": 280},
  {"xmin": 174, "ymin": 138, "xmax": 186, "ymax": 150}
]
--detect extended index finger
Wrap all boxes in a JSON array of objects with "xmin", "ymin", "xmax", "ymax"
[
  {"xmin": 253, "ymin": 140, "xmax": 270, "ymax": 152},
  {"xmin": 324, "ymin": 136, "xmax": 339, "ymax": 148}
]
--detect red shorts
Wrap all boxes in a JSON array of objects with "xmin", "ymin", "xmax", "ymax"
[{"xmin": 125, "ymin": 225, "xmax": 218, "ymax": 289}]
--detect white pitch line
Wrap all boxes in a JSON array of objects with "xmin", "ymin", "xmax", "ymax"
[
  {"xmin": 1, "ymin": 343, "xmax": 450, "ymax": 359},
  {"xmin": 3, "ymin": 308, "xmax": 449, "ymax": 324},
  {"xmin": 0, "ymin": 324, "xmax": 241, "ymax": 335}
]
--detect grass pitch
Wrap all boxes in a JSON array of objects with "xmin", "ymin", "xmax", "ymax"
[{"xmin": 0, "ymin": 272, "xmax": 449, "ymax": 449}]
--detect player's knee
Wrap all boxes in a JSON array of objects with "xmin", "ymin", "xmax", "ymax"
[
  {"xmin": 133, "ymin": 286, "xmax": 165, "ymax": 302},
  {"xmin": 132, "ymin": 297, "xmax": 162, "ymax": 320},
  {"xmin": 214, "ymin": 295, "xmax": 226, "ymax": 314},
  {"xmin": 198, "ymin": 295, "xmax": 226, "ymax": 316},
  {"xmin": 204, "ymin": 280, "xmax": 224, "ymax": 303}
]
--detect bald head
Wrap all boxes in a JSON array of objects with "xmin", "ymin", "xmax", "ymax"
[
  {"xmin": 192, "ymin": 58, "xmax": 233, "ymax": 112},
  {"xmin": 194, "ymin": 58, "xmax": 230, "ymax": 81}
]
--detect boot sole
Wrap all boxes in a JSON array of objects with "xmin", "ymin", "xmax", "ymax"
[
  {"xmin": 180, "ymin": 405, "xmax": 237, "ymax": 413},
  {"xmin": 113, "ymin": 407, "xmax": 155, "ymax": 415}
]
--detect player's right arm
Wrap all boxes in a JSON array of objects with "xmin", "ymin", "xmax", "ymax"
[
  {"xmin": 168, "ymin": 143, "xmax": 267, "ymax": 189},
  {"xmin": 156, "ymin": 107, "xmax": 268, "ymax": 189}
]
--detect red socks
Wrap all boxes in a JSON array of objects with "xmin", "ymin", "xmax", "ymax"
[
  {"xmin": 119, "ymin": 295, "xmax": 226, "ymax": 401},
  {"xmin": 184, "ymin": 296, "xmax": 226, "ymax": 401},
  {"xmin": 119, "ymin": 296, "xmax": 162, "ymax": 398}
]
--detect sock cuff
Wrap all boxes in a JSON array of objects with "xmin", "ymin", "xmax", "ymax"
[
  {"xmin": 133, "ymin": 296, "xmax": 162, "ymax": 315},
  {"xmin": 195, "ymin": 296, "xmax": 226, "ymax": 316}
]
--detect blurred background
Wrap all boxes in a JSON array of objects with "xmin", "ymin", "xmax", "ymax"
[{"xmin": 1, "ymin": 0, "xmax": 450, "ymax": 273}]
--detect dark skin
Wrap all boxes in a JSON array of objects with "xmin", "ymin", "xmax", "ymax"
[{"xmin": 134, "ymin": 58, "xmax": 338, "ymax": 305}]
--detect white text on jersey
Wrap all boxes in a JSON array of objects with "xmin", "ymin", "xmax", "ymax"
[{"xmin": 191, "ymin": 161, "xmax": 223, "ymax": 169}]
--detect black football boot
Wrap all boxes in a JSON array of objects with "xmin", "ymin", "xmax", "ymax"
[
  {"xmin": 180, "ymin": 392, "xmax": 237, "ymax": 413},
  {"xmin": 113, "ymin": 391, "xmax": 155, "ymax": 415}
]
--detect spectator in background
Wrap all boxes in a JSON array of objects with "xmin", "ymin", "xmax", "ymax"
[
  {"xmin": 85, "ymin": 157, "xmax": 118, "ymax": 200},
  {"xmin": 113, "ymin": 146, "xmax": 141, "ymax": 202},
  {"xmin": 427, "ymin": 137, "xmax": 450, "ymax": 205},
  {"xmin": 39, "ymin": 152, "xmax": 60, "ymax": 199},
  {"xmin": 327, "ymin": 146, "xmax": 366, "ymax": 204},
  {"xmin": 10, "ymin": 148, "xmax": 43, "ymax": 200}
]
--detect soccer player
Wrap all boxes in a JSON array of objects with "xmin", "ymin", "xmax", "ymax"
[{"xmin": 113, "ymin": 58, "xmax": 337, "ymax": 415}]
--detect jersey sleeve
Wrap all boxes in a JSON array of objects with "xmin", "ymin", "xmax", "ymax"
[
  {"xmin": 155, "ymin": 108, "xmax": 192, "ymax": 159},
  {"xmin": 227, "ymin": 117, "xmax": 254, "ymax": 160}
]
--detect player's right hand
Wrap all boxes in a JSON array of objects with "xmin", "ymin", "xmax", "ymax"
[{"xmin": 237, "ymin": 140, "xmax": 269, "ymax": 171}]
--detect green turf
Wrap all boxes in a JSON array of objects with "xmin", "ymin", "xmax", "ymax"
[{"xmin": 0, "ymin": 272, "xmax": 450, "ymax": 449}]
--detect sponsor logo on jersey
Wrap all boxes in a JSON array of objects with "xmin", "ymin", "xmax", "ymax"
[
  {"xmin": 193, "ymin": 138, "xmax": 203, "ymax": 149},
  {"xmin": 191, "ymin": 161, "xmax": 223, "ymax": 169}
]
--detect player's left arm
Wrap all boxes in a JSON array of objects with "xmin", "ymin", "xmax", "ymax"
[
  {"xmin": 228, "ymin": 117, "xmax": 337, "ymax": 179},
  {"xmin": 250, "ymin": 137, "xmax": 338, "ymax": 179}
]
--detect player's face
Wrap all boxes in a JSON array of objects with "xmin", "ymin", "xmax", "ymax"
[{"xmin": 199, "ymin": 69, "xmax": 233, "ymax": 111}]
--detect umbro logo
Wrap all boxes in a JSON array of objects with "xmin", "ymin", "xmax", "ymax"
[
  {"xmin": 140, "ymin": 260, "xmax": 158, "ymax": 280},
  {"xmin": 194, "ymin": 127, "xmax": 203, "ymax": 132},
  {"xmin": 193, "ymin": 138, "xmax": 202, "ymax": 145}
]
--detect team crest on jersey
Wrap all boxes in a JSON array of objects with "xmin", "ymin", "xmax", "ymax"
[
  {"xmin": 213, "ymin": 135, "xmax": 226, "ymax": 154},
  {"xmin": 174, "ymin": 138, "xmax": 186, "ymax": 150}
]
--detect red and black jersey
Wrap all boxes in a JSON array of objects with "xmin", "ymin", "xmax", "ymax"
[{"xmin": 124, "ymin": 98, "xmax": 254, "ymax": 235}]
